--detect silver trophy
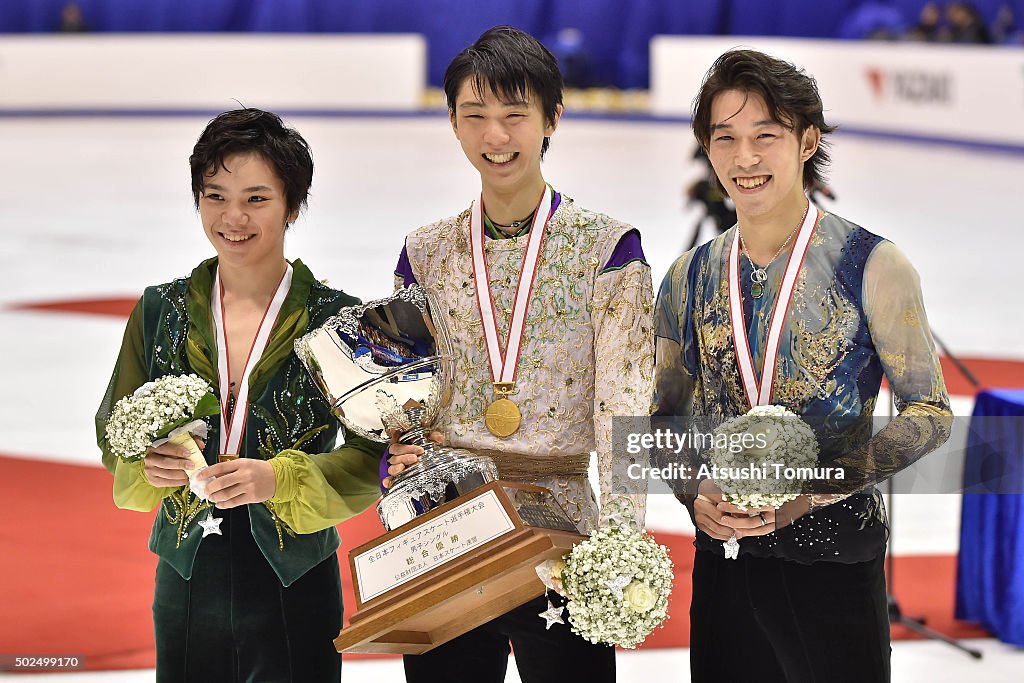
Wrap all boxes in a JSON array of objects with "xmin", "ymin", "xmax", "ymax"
[{"xmin": 294, "ymin": 285, "xmax": 498, "ymax": 531}]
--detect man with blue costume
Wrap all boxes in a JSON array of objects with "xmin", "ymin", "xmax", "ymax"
[{"xmin": 653, "ymin": 50, "xmax": 952, "ymax": 681}]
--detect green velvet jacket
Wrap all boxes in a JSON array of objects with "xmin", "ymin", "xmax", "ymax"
[{"xmin": 96, "ymin": 258, "xmax": 383, "ymax": 587}]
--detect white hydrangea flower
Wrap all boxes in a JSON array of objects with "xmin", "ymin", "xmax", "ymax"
[
  {"xmin": 709, "ymin": 405, "xmax": 819, "ymax": 510},
  {"xmin": 560, "ymin": 526, "xmax": 674, "ymax": 649},
  {"xmin": 106, "ymin": 373, "xmax": 215, "ymax": 461}
]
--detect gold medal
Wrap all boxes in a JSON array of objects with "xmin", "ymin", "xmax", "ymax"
[
  {"xmin": 485, "ymin": 382, "xmax": 521, "ymax": 437},
  {"xmin": 485, "ymin": 396, "xmax": 522, "ymax": 437}
]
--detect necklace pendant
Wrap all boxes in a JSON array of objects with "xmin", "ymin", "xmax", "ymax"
[{"xmin": 750, "ymin": 281, "xmax": 764, "ymax": 299}]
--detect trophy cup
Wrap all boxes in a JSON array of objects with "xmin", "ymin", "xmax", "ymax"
[
  {"xmin": 295, "ymin": 285, "xmax": 583, "ymax": 654},
  {"xmin": 295, "ymin": 284, "xmax": 499, "ymax": 531}
]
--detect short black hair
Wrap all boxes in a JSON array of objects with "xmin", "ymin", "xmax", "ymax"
[
  {"xmin": 189, "ymin": 108, "xmax": 313, "ymax": 217},
  {"xmin": 444, "ymin": 26, "xmax": 563, "ymax": 157},
  {"xmin": 692, "ymin": 50, "xmax": 836, "ymax": 191}
]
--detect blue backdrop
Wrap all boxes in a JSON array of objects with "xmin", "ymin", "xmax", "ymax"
[{"xmin": 2, "ymin": 0, "xmax": 1021, "ymax": 88}]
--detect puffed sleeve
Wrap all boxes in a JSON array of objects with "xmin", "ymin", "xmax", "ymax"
[{"xmin": 267, "ymin": 432, "xmax": 384, "ymax": 534}]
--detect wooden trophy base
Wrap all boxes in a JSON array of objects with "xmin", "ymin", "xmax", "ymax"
[{"xmin": 335, "ymin": 480, "xmax": 583, "ymax": 654}]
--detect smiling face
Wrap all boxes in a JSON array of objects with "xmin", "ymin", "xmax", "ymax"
[
  {"xmin": 198, "ymin": 151, "xmax": 297, "ymax": 271},
  {"xmin": 450, "ymin": 77, "xmax": 561, "ymax": 198},
  {"xmin": 706, "ymin": 89, "xmax": 819, "ymax": 226}
]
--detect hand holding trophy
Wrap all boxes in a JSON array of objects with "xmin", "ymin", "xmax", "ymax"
[
  {"xmin": 295, "ymin": 285, "xmax": 500, "ymax": 530},
  {"xmin": 295, "ymin": 285, "xmax": 583, "ymax": 655}
]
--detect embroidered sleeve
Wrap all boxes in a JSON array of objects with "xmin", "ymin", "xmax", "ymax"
[
  {"xmin": 651, "ymin": 255, "xmax": 703, "ymax": 517},
  {"xmin": 592, "ymin": 257, "xmax": 654, "ymax": 529},
  {"xmin": 267, "ymin": 432, "xmax": 384, "ymax": 534},
  {"xmin": 822, "ymin": 241, "xmax": 952, "ymax": 494}
]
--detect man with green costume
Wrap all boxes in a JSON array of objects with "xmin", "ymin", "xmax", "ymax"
[{"xmin": 97, "ymin": 108, "xmax": 382, "ymax": 682}]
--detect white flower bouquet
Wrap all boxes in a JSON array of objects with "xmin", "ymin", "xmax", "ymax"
[
  {"xmin": 554, "ymin": 526, "xmax": 673, "ymax": 649},
  {"xmin": 709, "ymin": 404, "xmax": 819, "ymax": 511},
  {"xmin": 105, "ymin": 373, "xmax": 220, "ymax": 478}
]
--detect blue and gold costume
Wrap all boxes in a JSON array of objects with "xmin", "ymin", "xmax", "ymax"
[{"xmin": 654, "ymin": 209, "xmax": 951, "ymax": 562}]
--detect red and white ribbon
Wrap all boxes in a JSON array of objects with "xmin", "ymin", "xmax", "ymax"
[
  {"xmin": 469, "ymin": 187, "xmax": 553, "ymax": 387},
  {"xmin": 212, "ymin": 263, "xmax": 293, "ymax": 455},
  {"xmin": 728, "ymin": 203, "xmax": 819, "ymax": 408}
]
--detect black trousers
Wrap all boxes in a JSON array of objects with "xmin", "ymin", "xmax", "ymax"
[
  {"xmin": 690, "ymin": 550, "xmax": 891, "ymax": 683},
  {"xmin": 403, "ymin": 593, "xmax": 615, "ymax": 683},
  {"xmin": 153, "ymin": 506, "xmax": 343, "ymax": 683}
]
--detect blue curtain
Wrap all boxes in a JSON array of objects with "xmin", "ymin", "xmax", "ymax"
[{"xmin": 956, "ymin": 389, "xmax": 1024, "ymax": 646}]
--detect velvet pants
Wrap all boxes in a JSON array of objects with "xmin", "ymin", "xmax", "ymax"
[
  {"xmin": 689, "ymin": 550, "xmax": 891, "ymax": 683},
  {"xmin": 152, "ymin": 506, "xmax": 343, "ymax": 682}
]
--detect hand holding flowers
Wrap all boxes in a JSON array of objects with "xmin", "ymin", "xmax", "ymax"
[
  {"xmin": 105, "ymin": 373, "xmax": 220, "ymax": 497},
  {"xmin": 700, "ymin": 405, "xmax": 819, "ymax": 558},
  {"xmin": 536, "ymin": 526, "xmax": 673, "ymax": 649},
  {"xmin": 197, "ymin": 458, "xmax": 277, "ymax": 508},
  {"xmin": 143, "ymin": 438, "xmax": 206, "ymax": 488},
  {"xmin": 695, "ymin": 479, "xmax": 813, "ymax": 542}
]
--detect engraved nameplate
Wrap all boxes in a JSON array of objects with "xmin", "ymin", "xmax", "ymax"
[{"xmin": 353, "ymin": 489, "xmax": 516, "ymax": 602}]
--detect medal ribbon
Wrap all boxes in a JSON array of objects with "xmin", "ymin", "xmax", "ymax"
[
  {"xmin": 212, "ymin": 263, "xmax": 293, "ymax": 455},
  {"xmin": 470, "ymin": 187, "xmax": 553, "ymax": 387},
  {"xmin": 728, "ymin": 203, "xmax": 818, "ymax": 408}
]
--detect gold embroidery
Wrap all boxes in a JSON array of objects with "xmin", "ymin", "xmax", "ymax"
[
  {"xmin": 263, "ymin": 501, "xmax": 298, "ymax": 550},
  {"xmin": 880, "ymin": 350, "xmax": 907, "ymax": 378},
  {"xmin": 787, "ymin": 283, "xmax": 859, "ymax": 406},
  {"xmin": 163, "ymin": 486, "xmax": 210, "ymax": 549},
  {"xmin": 903, "ymin": 308, "xmax": 920, "ymax": 328}
]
